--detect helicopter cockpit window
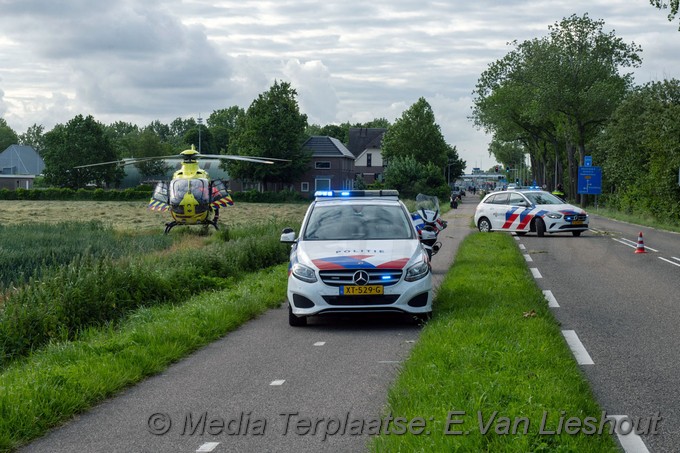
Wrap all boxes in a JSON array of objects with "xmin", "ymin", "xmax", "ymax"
[
  {"xmin": 170, "ymin": 178, "xmax": 211, "ymax": 206},
  {"xmin": 189, "ymin": 179, "xmax": 210, "ymax": 204}
]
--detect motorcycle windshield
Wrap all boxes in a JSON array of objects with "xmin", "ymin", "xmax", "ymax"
[{"xmin": 415, "ymin": 193, "xmax": 440, "ymax": 222}]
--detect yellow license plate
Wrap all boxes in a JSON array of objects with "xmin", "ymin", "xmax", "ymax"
[
  {"xmin": 572, "ymin": 220, "xmax": 583, "ymax": 225},
  {"xmin": 341, "ymin": 285, "xmax": 384, "ymax": 296}
]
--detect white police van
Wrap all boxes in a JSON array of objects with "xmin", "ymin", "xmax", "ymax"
[{"xmin": 280, "ymin": 190, "xmax": 433, "ymax": 326}]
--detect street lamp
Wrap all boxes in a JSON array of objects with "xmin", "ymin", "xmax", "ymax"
[{"xmin": 197, "ymin": 114, "xmax": 203, "ymax": 153}]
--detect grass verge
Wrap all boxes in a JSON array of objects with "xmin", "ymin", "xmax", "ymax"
[
  {"xmin": 372, "ymin": 232, "xmax": 618, "ymax": 452},
  {"xmin": 591, "ymin": 206, "xmax": 680, "ymax": 233},
  {"xmin": 0, "ymin": 264, "xmax": 287, "ymax": 452}
]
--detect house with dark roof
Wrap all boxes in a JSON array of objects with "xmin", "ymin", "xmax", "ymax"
[
  {"xmin": 0, "ymin": 144, "xmax": 45, "ymax": 175},
  {"xmin": 348, "ymin": 127, "xmax": 387, "ymax": 185},
  {"xmin": 0, "ymin": 144, "xmax": 45, "ymax": 189},
  {"xmin": 296, "ymin": 136, "xmax": 355, "ymax": 194}
]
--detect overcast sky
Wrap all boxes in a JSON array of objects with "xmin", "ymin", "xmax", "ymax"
[{"xmin": 1, "ymin": 0, "xmax": 678, "ymax": 171}]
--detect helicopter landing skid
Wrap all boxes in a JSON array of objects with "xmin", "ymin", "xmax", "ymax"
[{"xmin": 164, "ymin": 221, "xmax": 178, "ymax": 235}]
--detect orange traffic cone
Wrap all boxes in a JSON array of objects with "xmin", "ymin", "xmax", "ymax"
[{"xmin": 634, "ymin": 232, "xmax": 647, "ymax": 254}]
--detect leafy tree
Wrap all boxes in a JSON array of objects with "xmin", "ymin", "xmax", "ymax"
[
  {"xmin": 184, "ymin": 125, "xmax": 214, "ymax": 154},
  {"xmin": 445, "ymin": 144, "xmax": 466, "ymax": 182},
  {"xmin": 146, "ymin": 120, "xmax": 172, "ymax": 143},
  {"xmin": 226, "ymin": 81, "xmax": 310, "ymax": 189},
  {"xmin": 383, "ymin": 155, "xmax": 448, "ymax": 199},
  {"xmin": 168, "ymin": 117, "xmax": 197, "ymax": 151},
  {"xmin": 650, "ymin": 0, "xmax": 680, "ymax": 28},
  {"xmin": 381, "ymin": 97, "xmax": 450, "ymax": 168},
  {"xmin": 471, "ymin": 14, "xmax": 641, "ymax": 199},
  {"xmin": 207, "ymin": 106, "xmax": 245, "ymax": 154},
  {"xmin": 19, "ymin": 124, "xmax": 46, "ymax": 154},
  {"xmin": 132, "ymin": 128, "xmax": 174, "ymax": 178},
  {"xmin": 42, "ymin": 115, "xmax": 123, "ymax": 189},
  {"xmin": 104, "ymin": 121, "xmax": 140, "ymax": 158},
  {"xmin": 0, "ymin": 119, "xmax": 19, "ymax": 151},
  {"xmin": 595, "ymin": 79, "xmax": 680, "ymax": 220}
]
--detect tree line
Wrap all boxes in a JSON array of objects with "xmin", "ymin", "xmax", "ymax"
[
  {"xmin": 471, "ymin": 13, "xmax": 680, "ymax": 223},
  {"xmin": 3, "ymin": 81, "xmax": 464, "ymax": 197}
]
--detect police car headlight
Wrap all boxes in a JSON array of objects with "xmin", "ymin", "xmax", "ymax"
[
  {"xmin": 405, "ymin": 260, "xmax": 429, "ymax": 282},
  {"xmin": 546, "ymin": 212, "xmax": 562, "ymax": 219},
  {"xmin": 292, "ymin": 263, "xmax": 317, "ymax": 283}
]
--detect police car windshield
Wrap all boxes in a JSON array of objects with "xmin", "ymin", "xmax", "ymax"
[
  {"xmin": 303, "ymin": 204, "xmax": 413, "ymax": 240},
  {"xmin": 523, "ymin": 192, "xmax": 565, "ymax": 205}
]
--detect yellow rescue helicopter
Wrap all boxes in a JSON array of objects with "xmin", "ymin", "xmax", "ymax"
[{"xmin": 76, "ymin": 145, "xmax": 286, "ymax": 234}]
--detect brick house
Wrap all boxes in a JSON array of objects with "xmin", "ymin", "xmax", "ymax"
[
  {"xmin": 348, "ymin": 127, "xmax": 387, "ymax": 185},
  {"xmin": 296, "ymin": 136, "xmax": 355, "ymax": 195}
]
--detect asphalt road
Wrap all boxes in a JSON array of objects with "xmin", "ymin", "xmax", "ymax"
[
  {"xmin": 517, "ymin": 212, "xmax": 680, "ymax": 453},
  {"xmin": 20, "ymin": 199, "xmax": 477, "ymax": 453}
]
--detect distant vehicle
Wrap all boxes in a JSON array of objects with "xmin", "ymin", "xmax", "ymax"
[
  {"xmin": 451, "ymin": 186, "xmax": 465, "ymax": 197},
  {"xmin": 474, "ymin": 190, "xmax": 589, "ymax": 237},
  {"xmin": 280, "ymin": 190, "xmax": 433, "ymax": 326}
]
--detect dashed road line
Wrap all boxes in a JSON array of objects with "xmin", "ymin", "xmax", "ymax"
[
  {"xmin": 530, "ymin": 268, "xmax": 542, "ymax": 279},
  {"xmin": 659, "ymin": 257, "xmax": 680, "ymax": 267},
  {"xmin": 196, "ymin": 442, "xmax": 220, "ymax": 452},
  {"xmin": 543, "ymin": 290, "xmax": 559, "ymax": 308},
  {"xmin": 612, "ymin": 415, "xmax": 651, "ymax": 453},
  {"xmin": 270, "ymin": 380, "xmax": 286, "ymax": 386},
  {"xmin": 561, "ymin": 330, "xmax": 594, "ymax": 365},
  {"xmin": 523, "ymin": 254, "xmax": 533, "ymax": 263},
  {"xmin": 314, "ymin": 341, "xmax": 326, "ymax": 346},
  {"xmin": 613, "ymin": 237, "xmax": 659, "ymax": 252},
  {"xmin": 518, "ymin": 244, "xmax": 526, "ymax": 250}
]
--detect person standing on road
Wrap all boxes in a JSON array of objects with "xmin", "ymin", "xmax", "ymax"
[{"xmin": 552, "ymin": 184, "xmax": 566, "ymax": 201}]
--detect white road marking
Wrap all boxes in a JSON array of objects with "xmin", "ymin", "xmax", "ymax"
[
  {"xmin": 530, "ymin": 268, "xmax": 542, "ymax": 279},
  {"xmin": 270, "ymin": 380, "xmax": 286, "ymax": 386},
  {"xmin": 613, "ymin": 238, "xmax": 636, "ymax": 249},
  {"xmin": 519, "ymin": 244, "xmax": 526, "ymax": 250},
  {"xmin": 543, "ymin": 290, "xmax": 559, "ymax": 308},
  {"xmin": 659, "ymin": 257, "xmax": 680, "ymax": 267},
  {"xmin": 196, "ymin": 442, "xmax": 221, "ymax": 452},
  {"xmin": 523, "ymin": 254, "xmax": 533, "ymax": 262},
  {"xmin": 378, "ymin": 361, "xmax": 401, "ymax": 364},
  {"xmin": 673, "ymin": 256, "xmax": 680, "ymax": 262},
  {"xmin": 314, "ymin": 341, "xmax": 326, "ymax": 346},
  {"xmin": 513, "ymin": 235, "xmax": 520, "ymax": 240},
  {"xmin": 561, "ymin": 330, "xmax": 594, "ymax": 365},
  {"xmin": 612, "ymin": 415, "xmax": 650, "ymax": 453}
]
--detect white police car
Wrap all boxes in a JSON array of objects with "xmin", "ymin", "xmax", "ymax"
[
  {"xmin": 474, "ymin": 190, "xmax": 588, "ymax": 237},
  {"xmin": 280, "ymin": 190, "xmax": 433, "ymax": 326}
]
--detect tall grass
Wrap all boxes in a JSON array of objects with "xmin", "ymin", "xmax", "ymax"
[
  {"xmin": 0, "ymin": 220, "xmax": 297, "ymax": 367},
  {"xmin": 0, "ymin": 221, "xmax": 172, "ymax": 289}
]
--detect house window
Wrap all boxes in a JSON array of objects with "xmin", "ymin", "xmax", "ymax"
[
  {"xmin": 315, "ymin": 178, "xmax": 331, "ymax": 192},
  {"xmin": 301, "ymin": 182, "xmax": 309, "ymax": 192},
  {"xmin": 315, "ymin": 161, "xmax": 331, "ymax": 169},
  {"xmin": 367, "ymin": 153, "xmax": 372, "ymax": 167}
]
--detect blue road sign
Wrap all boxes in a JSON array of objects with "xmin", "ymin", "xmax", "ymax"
[
  {"xmin": 584, "ymin": 155, "xmax": 592, "ymax": 166},
  {"xmin": 578, "ymin": 166, "xmax": 602, "ymax": 194}
]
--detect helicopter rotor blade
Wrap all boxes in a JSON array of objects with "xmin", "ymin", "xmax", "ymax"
[
  {"xmin": 73, "ymin": 156, "xmax": 169, "ymax": 169},
  {"xmin": 197, "ymin": 154, "xmax": 291, "ymax": 164}
]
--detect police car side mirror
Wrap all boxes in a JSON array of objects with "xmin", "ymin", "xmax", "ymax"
[{"xmin": 280, "ymin": 228, "xmax": 296, "ymax": 243}]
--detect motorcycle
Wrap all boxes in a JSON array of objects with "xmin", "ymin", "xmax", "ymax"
[{"xmin": 410, "ymin": 193, "xmax": 448, "ymax": 258}]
